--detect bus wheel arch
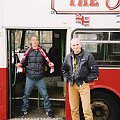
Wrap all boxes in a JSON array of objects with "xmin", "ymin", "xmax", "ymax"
[{"xmin": 90, "ymin": 88, "xmax": 120, "ymax": 120}]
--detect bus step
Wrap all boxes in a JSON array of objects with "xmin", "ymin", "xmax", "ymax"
[
  {"xmin": 12, "ymin": 97, "xmax": 65, "ymax": 101},
  {"xmin": 10, "ymin": 118, "xmax": 64, "ymax": 120}
]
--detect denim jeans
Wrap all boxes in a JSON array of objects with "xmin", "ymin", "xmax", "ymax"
[{"xmin": 21, "ymin": 77, "xmax": 51, "ymax": 112}]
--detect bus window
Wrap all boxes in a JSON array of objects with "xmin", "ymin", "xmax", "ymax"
[{"xmin": 73, "ymin": 31, "xmax": 120, "ymax": 67}]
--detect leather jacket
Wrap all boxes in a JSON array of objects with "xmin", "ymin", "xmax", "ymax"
[{"xmin": 62, "ymin": 48, "xmax": 99, "ymax": 86}]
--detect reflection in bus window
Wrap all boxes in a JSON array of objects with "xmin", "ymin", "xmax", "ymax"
[
  {"xmin": 73, "ymin": 31, "xmax": 120, "ymax": 67},
  {"xmin": 74, "ymin": 32, "xmax": 109, "ymax": 41}
]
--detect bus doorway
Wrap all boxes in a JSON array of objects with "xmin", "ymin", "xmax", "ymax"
[{"xmin": 7, "ymin": 29, "xmax": 66, "ymax": 119}]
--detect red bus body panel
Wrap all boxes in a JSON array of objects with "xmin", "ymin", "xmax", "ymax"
[
  {"xmin": 65, "ymin": 68, "xmax": 120, "ymax": 120},
  {"xmin": 0, "ymin": 68, "xmax": 8, "ymax": 120}
]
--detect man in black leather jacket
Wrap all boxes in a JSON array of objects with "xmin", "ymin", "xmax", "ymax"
[{"xmin": 62, "ymin": 38, "xmax": 99, "ymax": 120}]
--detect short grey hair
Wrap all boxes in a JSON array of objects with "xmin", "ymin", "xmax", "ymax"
[
  {"xmin": 70, "ymin": 38, "xmax": 80, "ymax": 44},
  {"xmin": 30, "ymin": 35, "xmax": 38, "ymax": 39}
]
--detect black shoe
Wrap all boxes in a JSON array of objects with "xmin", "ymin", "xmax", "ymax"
[
  {"xmin": 19, "ymin": 111, "xmax": 28, "ymax": 118},
  {"xmin": 46, "ymin": 111, "xmax": 54, "ymax": 118}
]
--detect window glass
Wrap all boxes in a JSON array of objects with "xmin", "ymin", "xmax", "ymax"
[
  {"xmin": 14, "ymin": 30, "xmax": 53, "ymax": 53},
  {"xmin": 73, "ymin": 32, "xmax": 108, "ymax": 41},
  {"xmin": 39, "ymin": 31, "xmax": 52, "ymax": 52},
  {"xmin": 73, "ymin": 31, "xmax": 120, "ymax": 67},
  {"xmin": 110, "ymin": 32, "xmax": 120, "ymax": 41}
]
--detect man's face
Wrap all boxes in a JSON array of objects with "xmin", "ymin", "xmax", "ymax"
[
  {"xmin": 30, "ymin": 36, "xmax": 39, "ymax": 47},
  {"xmin": 70, "ymin": 38, "xmax": 81, "ymax": 54}
]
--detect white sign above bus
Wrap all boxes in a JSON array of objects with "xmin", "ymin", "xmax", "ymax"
[{"xmin": 51, "ymin": 0, "xmax": 120, "ymax": 14}]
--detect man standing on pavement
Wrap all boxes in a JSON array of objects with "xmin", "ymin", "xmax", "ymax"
[
  {"xmin": 17, "ymin": 35, "xmax": 54, "ymax": 118},
  {"xmin": 62, "ymin": 38, "xmax": 99, "ymax": 120}
]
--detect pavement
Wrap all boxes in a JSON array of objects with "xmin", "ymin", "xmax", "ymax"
[{"xmin": 10, "ymin": 107, "xmax": 65, "ymax": 120}]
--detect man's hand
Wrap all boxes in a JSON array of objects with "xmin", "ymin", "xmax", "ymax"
[
  {"xmin": 49, "ymin": 62, "xmax": 54, "ymax": 73},
  {"xmin": 16, "ymin": 63, "xmax": 22, "ymax": 68},
  {"xmin": 49, "ymin": 62, "xmax": 54, "ymax": 67},
  {"xmin": 16, "ymin": 63, "xmax": 23, "ymax": 73}
]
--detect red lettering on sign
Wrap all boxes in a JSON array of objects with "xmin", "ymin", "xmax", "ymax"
[
  {"xmin": 70, "ymin": 0, "xmax": 99, "ymax": 7},
  {"xmin": 106, "ymin": 0, "xmax": 120, "ymax": 10},
  {"xmin": 89, "ymin": 0, "xmax": 99, "ymax": 6},
  {"xmin": 78, "ymin": 0, "xmax": 88, "ymax": 6},
  {"xmin": 69, "ymin": 0, "xmax": 76, "ymax": 6}
]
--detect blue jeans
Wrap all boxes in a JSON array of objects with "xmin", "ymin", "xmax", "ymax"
[{"xmin": 21, "ymin": 77, "xmax": 51, "ymax": 112}]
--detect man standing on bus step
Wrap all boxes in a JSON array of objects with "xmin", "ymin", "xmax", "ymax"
[
  {"xmin": 62, "ymin": 38, "xmax": 99, "ymax": 120},
  {"xmin": 17, "ymin": 35, "xmax": 54, "ymax": 118}
]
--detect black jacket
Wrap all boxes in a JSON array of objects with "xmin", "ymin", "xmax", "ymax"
[
  {"xmin": 21, "ymin": 47, "xmax": 48, "ymax": 80},
  {"xmin": 62, "ymin": 48, "xmax": 99, "ymax": 86}
]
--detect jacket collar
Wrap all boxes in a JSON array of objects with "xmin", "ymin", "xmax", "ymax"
[
  {"xmin": 30, "ymin": 46, "xmax": 41, "ymax": 50},
  {"xmin": 70, "ymin": 48, "xmax": 84, "ymax": 58}
]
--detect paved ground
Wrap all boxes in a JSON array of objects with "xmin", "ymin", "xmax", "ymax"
[
  {"xmin": 10, "ymin": 98, "xmax": 85, "ymax": 120},
  {"xmin": 11, "ymin": 107, "xmax": 65, "ymax": 119},
  {"xmin": 10, "ymin": 85, "xmax": 65, "ymax": 120}
]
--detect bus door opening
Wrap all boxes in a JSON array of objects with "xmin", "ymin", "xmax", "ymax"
[{"xmin": 7, "ymin": 29, "xmax": 66, "ymax": 119}]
